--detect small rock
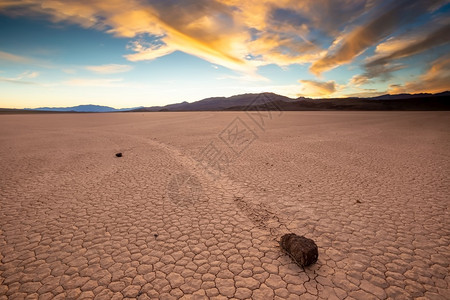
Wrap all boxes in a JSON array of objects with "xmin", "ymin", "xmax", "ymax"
[
  {"xmin": 280, "ymin": 233, "xmax": 318, "ymax": 267},
  {"xmin": 115, "ymin": 153, "xmax": 122, "ymax": 157},
  {"xmin": 154, "ymin": 233, "xmax": 158, "ymax": 239},
  {"xmin": 356, "ymin": 200, "xmax": 362, "ymax": 204}
]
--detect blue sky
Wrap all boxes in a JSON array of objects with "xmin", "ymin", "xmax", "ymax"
[{"xmin": 0, "ymin": 0, "xmax": 449, "ymax": 109}]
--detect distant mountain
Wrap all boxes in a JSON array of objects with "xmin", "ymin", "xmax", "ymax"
[
  {"xmin": 28, "ymin": 104, "xmax": 142, "ymax": 112},
  {"xmin": 133, "ymin": 91, "xmax": 450, "ymax": 112},
  {"xmin": 133, "ymin": 93, "xmax": 295, "ymax": 112}
]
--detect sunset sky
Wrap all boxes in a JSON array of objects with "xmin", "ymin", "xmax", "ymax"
[{"xmin": 0, "ymin": 0, "xmax": 449, "ymax": 109}]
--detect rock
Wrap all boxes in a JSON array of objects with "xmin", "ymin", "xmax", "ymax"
[
  {"xmin": 115, "ymin": 153, "xmax": 122, "ymax": 157},
  {"xmin": 280, "ymin": 233, "xmax": 318, "ymax": 267}
]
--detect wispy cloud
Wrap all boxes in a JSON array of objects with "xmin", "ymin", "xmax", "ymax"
[
  {"xmin": 0, "ymin": 70, "xmax": 40, "ymax": 84},
  {"xmin": 217, "ymin": 73, "xmax": 270, "ymax": 82},
  {"xmin": 16, "ymin": 71, "xmax": 39, "ymax": 79},
  {"xmin": 0, "ymin": 78, "xmax": 37, "ymax": 85},
  {"xmin": 62, "ymin": 68, "xmax": 77, "ymax": 74},
  {"xmin": 63, "ymin": 78, "xmax": 124, "ymax": 87},
  {"xmin": 85, "ymin": 64, "xmax": 133, "ymax": 74},
  {"xmin": 0, "ymin": 50, "xmax": 34, "ymax": 63}
]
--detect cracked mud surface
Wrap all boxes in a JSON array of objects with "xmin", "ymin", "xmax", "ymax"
[{"xmin": 0, "ymin": 112, "xmax": 449, "ymax": 299}]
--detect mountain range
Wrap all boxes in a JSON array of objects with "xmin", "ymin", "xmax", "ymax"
[
  {"xmin": 132, "ymin": 91, "xmax": 450, "ymax": 112},
  {"xmin": 2, "ymin": 91, "xmax": 449, "ymax": 113}
]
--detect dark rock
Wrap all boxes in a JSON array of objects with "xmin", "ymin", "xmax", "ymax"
[
  {"xmin": 280, "ymin": 233, "xmax": 318, "ymax": 267},
  {"xmin": 154, "ymin": 234, "xmax": 158, "ymax": 239},
  {"xmin": 356, "ymin": 199, "xmax": 362, "ymax": 204},
  {"xmin": 115, "ymin": 153, "xmax": 122, "ymax": 157}
]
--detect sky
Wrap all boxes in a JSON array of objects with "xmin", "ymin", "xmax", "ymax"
[{"xmin": 0, "ymin": 0, "xmax": 449, "ymax": 109}]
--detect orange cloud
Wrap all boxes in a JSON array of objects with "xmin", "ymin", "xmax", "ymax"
[
  {"xmin": 2, "ymin": 0, "xmax": 254, "ymax": 73},
  {"xmin": 0, "ymin": 0, "xmax": 326, "ymax": 75},
  {"xmin": 349, "ymin": 74, "xmax": 369, "ymax": 86},
  {"xmin": 299, "ymin": 79, "xmax": 337, "ymax": 97},
  {"xmin": 388, "ymin": 54, "xmax": 450, "ymax": 94}
]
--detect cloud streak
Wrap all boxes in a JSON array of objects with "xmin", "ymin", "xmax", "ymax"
[
  {"xmin": 63, "ymin": 78, "xmax": 124, "ymax": 87},
  {"xmin": 0, "ymin": 71, "xmax": 40, "ymax": 85},
  {"xmin": 0, "ymin": 50, "xmax": 34, "ymax": 63},
  {"xmin": 85, "ymin": 64, "xmax": 133, "ymax": 74}
]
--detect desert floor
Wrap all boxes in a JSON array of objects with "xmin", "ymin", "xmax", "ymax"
[{"xmin": 0, "ymin": 111, "xmax": 449, "ymax": 300}]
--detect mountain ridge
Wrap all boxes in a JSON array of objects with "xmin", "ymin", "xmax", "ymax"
[{"xmin": 134, "ymin": 91, "xmax": 450, "ymax": 112}]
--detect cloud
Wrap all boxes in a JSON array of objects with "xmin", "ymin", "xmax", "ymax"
[
  {"xmin": 62, "ymin": 68, "xmax": 77, "ymax": 74},
  {"xmin": 124, "ymin": 39, "xmax": 175, "ymax": 62},
  {"xmin": 0, "ymin": 78, "xmax": 37, "ymax": 85},
  {"xmin": 0, "ymin": 50, "xmax": 34, "ymax": 63},
  {"xmin": 1, "ymin": 0, "xmax": 447, "ymax": 92},
  {"xmin": 85, "ymin": 64, "xmax": 133, "ymax": 74},
  {"xmin": 217, "ymin": 73, "xmax": 269, "ymax": 82},
  {"xmin": 16, "ymin": 71, "xmax": 39, "ymax": 79},
  {"xmin": 310, "ymin": 0, "xmax": 446, "ymax": 75},
  {"xmin": 347, "ymin": 19, "xmax": 450, "ymax": 85},
  {"xmin": 366, "ymin": 22, "xmax": 450, "ymax": 69},
  {"xmin": 0, "ymin": 0, "xmax": 373, "ymax": 76},
  {"xmin": 349, "ymin": 63, "xmax": 405, "ymax": 86},
  {"xmin": 298, "ymin": 79, "xmax": 337, "ymax": 97},
  {"xmin": 0, "ymin": 70, "xmax": 40, "ymax": 84},
  {"xmin": 388, "ymin": 54, "xmax": 450, "ymax": 94},
  {"xmin": 63, "ymin": 78, "xmax": 124, "ymax": 87}
]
